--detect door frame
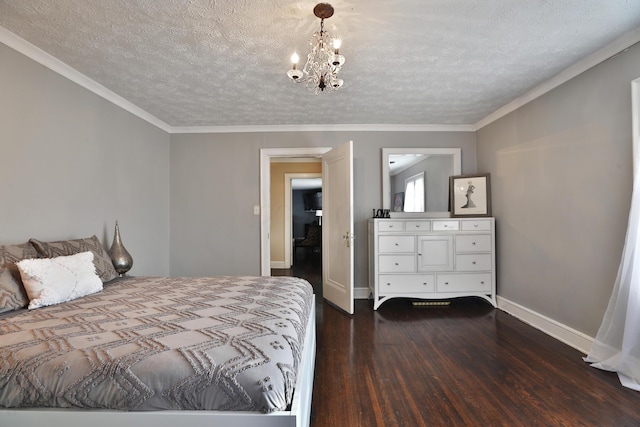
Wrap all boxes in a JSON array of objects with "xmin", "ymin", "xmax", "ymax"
[{"xmin": 260, "ymin": 147, "xmax": 331, "ymax": 276}]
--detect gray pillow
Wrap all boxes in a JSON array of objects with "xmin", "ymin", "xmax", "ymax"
[
  {"xmin": 29, "ymin": 235, "xmax": 118, "ymax": 283},
  {"xmin": 0, "ymin": 242, "xmax": 38, "ymax": 313}
]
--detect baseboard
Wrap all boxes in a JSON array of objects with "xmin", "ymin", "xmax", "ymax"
[
  {"xmin": 354, "ymin": 287, "xmax": 370, "ymax": 300},
  {"xmin": 497, "ymin": 296, "xmax": 594, "ymax": 355}
]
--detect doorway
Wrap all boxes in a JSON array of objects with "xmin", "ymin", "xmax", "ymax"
[
  {"xmin": 287, "ymin": 175, "xmax": 322, "ymax": 268},
  {"xmin": 260, "ymin": 142, "xmax": 354, "ymax": 314},
  {"xmin": 260, "ymin": 148, "xmax": 329, "ymax": 299},
  {"xmin": 259, "ymin": 147, "xmax": 330, "ymax": 276},
  {"xmin": 273, "ymin": 175, "xmax": 323, "ymax": 294}
]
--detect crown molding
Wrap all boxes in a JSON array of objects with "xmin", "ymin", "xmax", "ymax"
[
  {"xmin": 0, "ymin": 25, "xmax": 172, "ymax": 133},
  {"xmin": 170, "ymin": 123, "xmax": 475, "ymax": 134},
  {"xmin": 474, "ymin": 27, "xmax": 640, "ymax": 131}
]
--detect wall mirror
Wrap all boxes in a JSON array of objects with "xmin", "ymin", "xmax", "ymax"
[{"xmin": 382, "ymin": 148, "xmax": 461, "ymax": 217}]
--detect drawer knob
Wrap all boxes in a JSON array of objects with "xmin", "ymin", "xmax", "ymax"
[
  {"xmin": 480, "ymin": 281, "xmax": 485, "ymax": 284},
  {"xmin": 474, "ymin": 224, "xmax": 479, "ymax": 228},
  {"xmin": 395, "ymin": 262, "xmax": 399, "ymax": 266},
  {"xmin": 422, "ymin": 282, "xmax": 427, "ymax": 286},
  {"xmin": 444, "ymin": 282, "xmax": 449, "ymax": 285},
  {"xmin": 395, "ymin": 243, "xmax": 399, "ymax": 246},
  {"xmin": 472, "ymin": 261, "xmax": 476, "ymax": 265},
  {"xmin": 387, "ymin": 283, "xmax": 391, "ymax": 286},
  {"xmin": 472, "ymin": 242, "xmax": 476, "ymax": 245}
]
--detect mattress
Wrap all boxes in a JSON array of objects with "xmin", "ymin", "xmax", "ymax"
[{"xmin": 0, "ymin": 275, "xmax": 314, "ymax": 413}]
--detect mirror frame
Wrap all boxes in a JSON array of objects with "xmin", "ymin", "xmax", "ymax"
[{"xmin": 382, "ymin": 148, "xmax": 462, "ymax": 218}]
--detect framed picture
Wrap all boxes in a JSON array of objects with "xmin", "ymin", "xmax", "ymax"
[
  {"xmin": 393, "ymin": 192, "xmax": 405, "ymax": 212},
  {"xmin": 449, "ymin": 174, "xmax": 491, "ymax": 217}
]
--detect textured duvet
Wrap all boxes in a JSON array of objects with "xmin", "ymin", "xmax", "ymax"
[{"xmin": 0, "ymin": 275, "xmax": 314, "ymax": 413}]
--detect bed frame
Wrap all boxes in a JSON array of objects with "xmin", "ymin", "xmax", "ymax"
[{"xmin": 0, "ymin": 297, "xmax": 316, "ymax": 427}]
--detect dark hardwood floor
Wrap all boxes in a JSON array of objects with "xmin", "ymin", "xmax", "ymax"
[{"xmin": 273, "ymin": 254, "xmax": 640, "ymax": 427}]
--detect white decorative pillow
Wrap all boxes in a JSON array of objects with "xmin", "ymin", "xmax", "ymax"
[{"xmin": 17, "ymin": 251, "xmax": 103, "ymax": 309}]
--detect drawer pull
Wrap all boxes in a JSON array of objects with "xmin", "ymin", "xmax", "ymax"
[
  {"xmin": 472, "ymin": 242, "xmax": 476, "ymax": 245},
  {"xmin": 415, "ymin": 225, "xmax": 421, "ymax": 228},
  {"xmin": 444, "ymin": 282, "xmax": 449, "ymax": 285},
  {"xmin": 472, "ymin": 261, "xmax": 476, "ymax": 265},
  {"xmin": 422, "ymin": 282, "xmax": 428, "ymax": 286},
  {"xmin": 480, "ymin": 281, "xmax": 485, "ymax": 284},
  {"xmin": 395, "ymin": 243, "xmax": 399, "ymax": 246},
  {"xmin": 395, "ymin": 262, "xmax": 399, "ymax": 266},
  {"xmin": 387, "ymin": 283, "xmax": 391, "ymax": 286},
  {"xmin": 474, "ymin": 224, "xmax": 479, "ymax": 228}
]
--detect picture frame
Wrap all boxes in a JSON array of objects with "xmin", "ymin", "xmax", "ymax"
[
  {"xmin": 393, "ymin": 192, "xmax": 405, "ymax": 212},
  {"xmin": 449, "ymin": 173, "xmax": 491, "ymax": 217}
]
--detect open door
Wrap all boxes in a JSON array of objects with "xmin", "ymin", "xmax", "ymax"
[{"xmin": 322, "ymin": 140, "xmax": 354, "ymax": 314}]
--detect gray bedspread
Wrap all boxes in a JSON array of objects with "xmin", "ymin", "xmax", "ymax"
[{"xmin": 0, "ymin": 275, "xmax": 314, "ymax": 413}]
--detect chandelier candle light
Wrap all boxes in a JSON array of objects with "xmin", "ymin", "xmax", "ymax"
[{"xmin": 287, "ymin": 3, "xmax": 345, "ymax": 93}]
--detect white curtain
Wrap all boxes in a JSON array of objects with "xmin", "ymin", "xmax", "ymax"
[{"xmin": 584, "ymin": 81, "xmax": 640, "ymax": 391}]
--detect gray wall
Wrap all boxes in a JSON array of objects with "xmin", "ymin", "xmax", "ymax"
[
  {"xmin": 169, "ymin": 131, "xmax": 476, "ymax": 290},
  {"xmin": 476, "ymin": 43, "xmax": 640, "ymax": 336},
  {"xmin": 0, "ymin": 43, "xmax": 171, "ymax": 276}
]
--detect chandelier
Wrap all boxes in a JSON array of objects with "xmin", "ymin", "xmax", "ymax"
[{"xmin": 287, "ymin": 3, "xmax": 345, "ymax": 94}]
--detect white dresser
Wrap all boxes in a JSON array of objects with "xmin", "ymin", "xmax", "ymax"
[{"xmin": 368, "ymin": 218, "xmax": 496, "ymax": 310}]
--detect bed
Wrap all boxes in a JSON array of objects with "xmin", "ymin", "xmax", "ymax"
[{"xmin": 0, "ymin": 239, "xmax": 316, "ymax": 427}]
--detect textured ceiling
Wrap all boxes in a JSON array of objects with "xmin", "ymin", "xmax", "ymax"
[{"xmin": 1, "ymin": 0, "xmax": 639, "ymax": 129}]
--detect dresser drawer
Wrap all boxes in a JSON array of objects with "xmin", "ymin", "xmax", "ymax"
[
  {"xmin": 455, "ymin": 254, "xmax": 492, "ymax": 271},
  {"xmin": 405, "ymin": 220, "xmax": 431, "ymax": 232},
  {"xmin": 379, "ymin": 274, "xmax": 435, "ymax": 293},
  {"xmin": 455, "ymin": 235, "xmax": 492, "ymax": 252},
  {"xmin": 378, "ymin": 221, "xmax": 404, "ymax": 232},
  {"xmin": 379, "ymin": 235, "xmax": 414, "ymax": 253},
  {"xmin": 437, "ymin": 273, "xmax": 492, "ymax": 292},
  {"xmin": 461, "ymin": 219, "xmax": 492, "ymax": 231},
  {"xmin": 432, "ymin": 220, "xmax": 459, "ymax": 231},
  {"xmin": 379, "ymin": 255, "xmax": 416, "ymax": 273}
]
